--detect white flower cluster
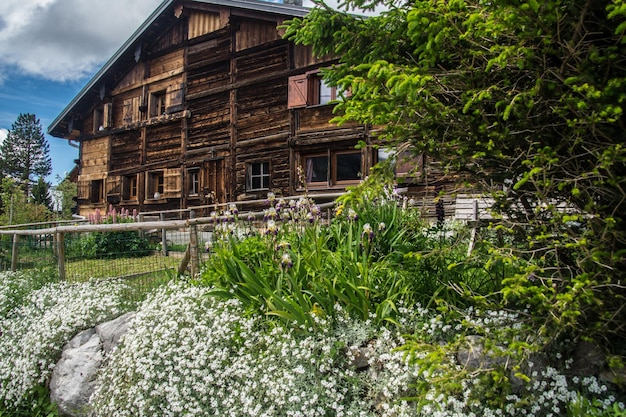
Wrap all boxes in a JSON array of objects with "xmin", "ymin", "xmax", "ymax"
[
  {"xmin": 0, "ymin": 271, "xmax": 40, "ymax": 316},
  {"xmin": 0, "ymin": 274, "xmax": 129, "ymax": 408},
  {"xmin": 411, "ymin": 308, "xmax": 624, "ymax": 417},
  {"xmin": 91, "ymin": 282, "xmax": 422, "ymax": 417}
]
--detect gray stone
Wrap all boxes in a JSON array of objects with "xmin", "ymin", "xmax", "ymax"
[
  {"xmin": 50, "ymin": 329, "xmax": 103, "ymax": 417},
  {"xmin": 95, "ymin": 311, "xmax": 135, "ymax": 354},
  {"xmin": 569, "ymin": 340, "xmax": 605, "ymax": 376},
  {"xmin": 50, "ymin": 313, "xmax": 135, "ymax": 417},
  {"xmin": 456, "ymin": 335, "xmax": 507, "ymax": 371}
]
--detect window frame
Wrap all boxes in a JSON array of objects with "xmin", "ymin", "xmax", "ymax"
[
  {"xmin": 123, "ymin": 174, "xmax": 139, "ymax": 201},
  {"xmin": 246, "ymin": 161, "xmax": 271, "ymax": 192},
  {"xmin": 301, "ymin": 149, "xmax": 363, "ymax": 188},
  {"xmin": 90, "ymin": 179, "xmax": 104, "ymax": 204},
  {"xmin": 148, "ymin": 171, "xmax": 165, "ymax": 199},
  {"xmin": 150, "ymin": 91, "xmax": 167, "ymax": 117},
  {"xmin": 188, "ymin": 169, "xmax": 200, "ymax": 197},
  {"xmin": 303, "ymin": 153, "xmax": 330, "ymax": 186},
  {"xmin": 333, "ymin": 150, "xmax": 362, "ymax": 184},
  {"xmin": 309, "ymin": 73, "xmax": 336, "ymax": 106}
]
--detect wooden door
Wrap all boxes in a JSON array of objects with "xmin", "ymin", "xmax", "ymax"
[{"xmin": 203, "ymin": 159, "xmax": 225, "ymax": 205}]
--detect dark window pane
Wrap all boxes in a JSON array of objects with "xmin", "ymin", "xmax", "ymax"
[
  {"xmin": 305, "ymin": 156, "xmax": 328, "ymax": 183},
  {"xmin": 336, "ymin": 153, "xmax": 361, "ymax": 181}
]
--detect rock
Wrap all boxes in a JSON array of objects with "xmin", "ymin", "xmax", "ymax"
[
  {"xmin": 569, "ymin": 340, "xmax": 605, "ymax": 377},
  {"xmin": 95, "ymin": 312, "xmax": 135, "ymax": 355},
  {"xmin": 49, "ymin": 329, "xmax": 103, "ymax": 417},
  {"xmin": 50, "ymin": 313, "xmax": 135, "ymax": 417},
  {"xmin": 456, "ymin": 335, "xmax": 506, "ymax": 371},
  {"xmin": 348, "ymin": 345, "xmax": 374, "ymax": 370}
]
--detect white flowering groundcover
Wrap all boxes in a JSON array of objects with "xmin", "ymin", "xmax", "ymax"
[
  {"xmin": 92, "ymin": 282, "xmax": 624, "ymax": 417},
  {"xmin": 0, "ymin": 272, "xmax": 624, "ymax": 416},
  {"xmin": 0, "ymin": 271, "xmax": 130, "ymax": 409}
]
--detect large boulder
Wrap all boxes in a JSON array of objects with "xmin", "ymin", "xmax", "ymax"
[
  {"xmin": 95, "ymin": 311, "xmax": 135, "ymax": 355},
  {"xmin": 49, "ymin": 329, "xmax": 102, "ymax": 417},
  {"xmin": 49, "ymin": 312, "xmax": 135, "ymax": 417}
]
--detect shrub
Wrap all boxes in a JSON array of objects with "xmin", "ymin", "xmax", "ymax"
[{"xmin": 65, "ymin": 207, "xmax": 152, "ymax": 260}]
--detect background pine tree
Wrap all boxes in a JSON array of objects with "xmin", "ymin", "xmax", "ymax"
[{"xmin": 0, "ymin": 113, "xmax": 52, "ymax": 195}]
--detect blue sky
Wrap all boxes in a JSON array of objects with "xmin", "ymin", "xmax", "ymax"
[
  {"xmin": 0, "ymin": 76, "xmax": 86, "ymax": 182},
  {"xmin": 0, "ymin": 0, "xmax": 167, "ymax": 184}
]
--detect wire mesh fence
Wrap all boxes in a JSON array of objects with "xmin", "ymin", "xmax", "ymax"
[
  {"xmin": 0, "ymin": 220, "xmax": 212, "ymax": 304},
  {"xmin": 0, "ymin": 194, "xmax": 343, "ymax": 303}
]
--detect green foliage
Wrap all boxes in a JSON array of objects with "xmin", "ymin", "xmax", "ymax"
[
  {"xmin": 0, "ymin": 178, "xmax": 51, "ymax": 225},
  {"xmin": 53, "ymin": 177, "xmax": 77, "ymax": 219},
  {"xmin": 200, "ymin": 181, "xmax": 501, "ymax": 330},
  {"xmin": 283, "ymin": 0, "xmax": 626, "ymax": 350},
  {"xmin": 0, "ymin": 113, "xmax": 51, "ymax": 192},
  {"xmin": 0, "ymin": 384, "xmax": 60, "ymax": 417},
  {"xmin": 65, "ymin": 210, "xmax": 152, "ymax": 260},
  {"xmin": 65, "ymin": 229, "xmax": 152, "ymax": 260},
  {"xmin": 30, "ymin": 177, "xmax": 52, "ymax": 210}
]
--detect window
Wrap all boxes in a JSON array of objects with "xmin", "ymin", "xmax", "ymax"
[
  {"xmin": 302, "ymin": 150, "xmax": 362, "ymax": 187},
  {"xmin": 334, "ymin": 151, "xmax": 362, "ymax": 182},
  {"xmin": 123, "ymin": 175, "xmax": 138, "ymax": 200},
  {"xmin": 188, "ymin": 170, "xmax": 200, "ymax": 196},
  {"xmin": 93, "ymin": 108, "xmax": 104, "ymax": 132},
  {"xmin": 148, "ymin": 171, "xmax": 164, "ymax": 199},
  {"xmin": 311, "ymin": 75, "xmax": 336, "ymax": 106},
  {"xmin": 90, "ymin": 180, "xmax": 104, "ymax": 203},
  {"xmin": 377, "ymin": 146, "xmax": 424, "ymax": 179},
  {"xmin": 287, "ymin": 72, "xmax": 341, "ymax": 108},
  {"xmin": 150, "ymin": 91, "xmax": 167, "ymax": 117},
  {"xmin": 246, "ymin": 162, "xmax": 270, "ymax": 191},
  {"xmin": 304, "ymin": 155, "xmax": 328, "ymax": 184}
]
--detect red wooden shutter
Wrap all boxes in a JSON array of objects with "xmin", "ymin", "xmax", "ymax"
[{"xmin": 288, "ymin": 74, "xmax": 308, "ymax": 108}]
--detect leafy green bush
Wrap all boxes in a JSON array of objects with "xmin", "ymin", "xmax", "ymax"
[
  {"xmin": 199, "ymin": 174, "xmax": 503, "ymax": 330},
  {"xmin": 65, "ymin": 208, "xmax": 152, "ymax": 260}
]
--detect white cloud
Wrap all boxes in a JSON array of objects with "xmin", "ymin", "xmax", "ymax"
[
  {"xmin": 0, "ymin": 128, "xmax": 7, "ymax": 145},
  {"xmin": 0, "ymin": 0, "xmax": 163, "ymax": 82}
]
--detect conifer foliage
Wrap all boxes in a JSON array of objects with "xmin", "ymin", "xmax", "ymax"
[
  {"xmin": 283, "ymin": 1, "xmax": 626, "ymax": 346},
  {"xmin": 1, "ymin": 113, "xmax": 52, "ymax": 193}
]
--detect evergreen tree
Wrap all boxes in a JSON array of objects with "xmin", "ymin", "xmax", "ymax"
[
  {"xmin": 283, "ymin": 1, "xmax": 626, "ymax": 346},
  {"xmin": 31, "ymin": 177, "xmax": 52, "ymax": 210},
  {"xmin": 0, "ymin": 113, "xmax": 52, "ymax": 193}
]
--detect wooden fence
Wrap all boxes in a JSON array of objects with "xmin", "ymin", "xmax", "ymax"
[
  {"xmin": 0, "ymin": 217, "xmax": 208, "ymax": 280},
  {"xmin": 0, "ymin": 192, "xmax": 492, "ymax": 280}
]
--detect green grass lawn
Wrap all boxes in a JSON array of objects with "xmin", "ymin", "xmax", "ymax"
[{"xmin": 65, "ymin": 254, "xmax": 182, "ymax": 282}]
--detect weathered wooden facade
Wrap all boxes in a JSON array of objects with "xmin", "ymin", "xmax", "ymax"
[{"xmin": 50, "ymin": 0, "xmax": 443, "ymax": 217}]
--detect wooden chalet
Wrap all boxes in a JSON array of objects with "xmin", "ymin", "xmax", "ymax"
[{"xmin": 49, "ymin": 0, "xmax": 451, "ymax": 218}]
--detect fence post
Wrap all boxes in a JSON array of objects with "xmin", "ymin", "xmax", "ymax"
[
  {"xmin": 138, "ymin": 214, "xmax": 145, "ymax": 239},
  {"xmin": 160, "ymin": 213, "xmax": 168, "ymax": 256},
  {"xmin": 189, "ymin": 223, "xmax": 199, "ymax": 277},
  {"xmin": 11, "ymin": 233, "xmax": 19, "ymax": 272},
  {"xmin": 57, "ymin": 232, "xmax": 66, "ymax": 281}
]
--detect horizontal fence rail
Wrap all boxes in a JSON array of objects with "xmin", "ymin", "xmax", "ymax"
[{"xmin": 0, "ymin": 195, "xmax": 341, "ymax": 284}]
